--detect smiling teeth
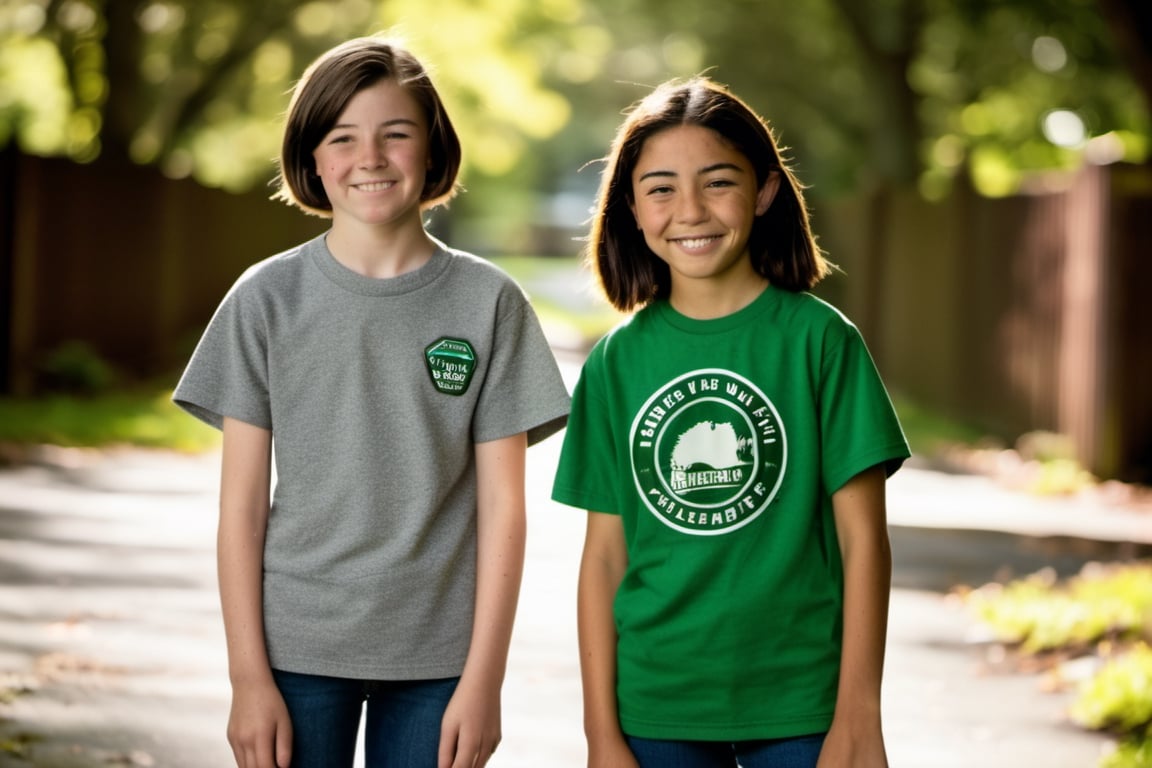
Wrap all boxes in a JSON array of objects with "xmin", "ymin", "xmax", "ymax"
[
  {"xmin": 356, "ymin": 181, "xmax": 393, "ymax": 191},
  {"xmin": 678, "ymin": 237, "xmax": 718, "ymax": 249}
]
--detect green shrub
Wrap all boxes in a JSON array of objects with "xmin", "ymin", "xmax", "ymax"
[
  {"xmin": 969, "ymin": 564, "xmax": 1152, "ymax": 767},
  {"xmin": 36, "ymin": 340, "xmax": 119, "ymax": 394},
  {"xmin": 1101, "ymin": 735, "xmax": 1152, "ymax": 768},
  {"xmin": 1075, "ymin": 644, "xmax": 1152, "ymax": 768},
  {"xmin": 968, "ymin": 563, "xmax": 1152, "ymax": 653},
  {"xmin": 1072, "ymin": 643, "xmax": 1152, "ymax": 733}
]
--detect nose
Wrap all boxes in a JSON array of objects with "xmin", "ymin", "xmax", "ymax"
[
  {"xmin": 358, "ymin": 137, "xmax": 387, "ymax": 169},
  {"xmin": 675, "ymin": 188, "xmax": 707, "ymax": 224}
]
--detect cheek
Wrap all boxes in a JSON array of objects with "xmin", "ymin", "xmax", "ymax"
[
  {"xmin": 630, "ymin": 202, "xmax": 656, "ymax": 232},
  {"xmin": 312, "ymin": 148, "xmax": 340, "ymax": 178}
]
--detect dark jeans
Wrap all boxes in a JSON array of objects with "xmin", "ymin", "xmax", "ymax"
[
  {"xmin": 625, "ymin": 732, "xmax": 827, "ymax": 768},
  {"xmin": 271, "ymin": 669, "xmax": 459, "ymax": 768}
]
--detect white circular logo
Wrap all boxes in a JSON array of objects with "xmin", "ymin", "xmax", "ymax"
[{"xmin": 630, "ymin": 369, "xmax": 786, "ymax": 535}]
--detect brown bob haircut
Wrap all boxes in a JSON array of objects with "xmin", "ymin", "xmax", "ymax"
[
  {"xmin": 590, "ymin": 76, "xmax": 830, "ymax": 312},
  {"xmin": 274, "ymin": 36, "xmax": 462, "ymax": 216}
]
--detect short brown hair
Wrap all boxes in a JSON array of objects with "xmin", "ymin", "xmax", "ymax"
[
  {"xmin": 590, "ymin": 77, "xmax": 829, "ymax": 312},
  {"xmin": 274, "ymin": 36, "xmax": 462, "ymax": 216}
]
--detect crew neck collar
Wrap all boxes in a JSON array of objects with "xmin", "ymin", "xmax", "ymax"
[
  {"xmin": 653, "ymin": 283, "xmax": 777, "ymax": 334},
  {"xmin": 306, "ymin": 232, "xmax": 452, "ymax": 297}
]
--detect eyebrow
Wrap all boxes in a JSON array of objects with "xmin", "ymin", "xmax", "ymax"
[
  {"xmin": 329, "ymin": 118, "xmax": 421, "ymax": 131},
  {"xmin": 637, "ymin": 162, "xmax": 746, "ymax": 182}
]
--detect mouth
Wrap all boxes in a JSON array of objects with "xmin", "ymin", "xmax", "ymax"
[
  {"xmin": 672, "ymin": 236, "xmax": 722, "ymax": 251},
  {"xmin": 353, "ymin": 181, "xmax": 395, "ymax": 192}
]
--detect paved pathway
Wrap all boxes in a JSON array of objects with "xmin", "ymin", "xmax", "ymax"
[{"xmin": 0, "ymin": 359, "xmax": 1147, "ymax": 766}]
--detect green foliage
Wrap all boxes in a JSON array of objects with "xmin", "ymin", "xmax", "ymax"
[
  {"xmin": 1102, "ymin": 734, "xmax": 1152, "ymax": 768},
  {"xmin": 0, "ymin": 390, "xmax": 220, "ymax": 453},
  {"xmin": 969, "ymin": 564, "xmax": 1152, "ymax": 765},
  {"xmin": 968, "ymin": 563, "xmax": 1152, "ymax": 653},
  {"xmin": 1074, "ymin": 643, "xmax": 1152, "ymax": 767},
  {"xmin": 3, "ymin": 0, "xmax": 1148, "ymax": 211},
  {"xmin": 887, "ymin": 393, "xmax": 986, "ymax": 456},
  {"xmin": 35, "ymin": 341, "xmax": 118, "ymax": 395},
  {"xmin": 569, "ymin": 0, "xmax": 1150, "ymax": 198},
  {"xmin": 1072, "ymin": 643, "xmax": 1152, "ymax": 734},
  {"xmin": 0, "ymin": 0, "xmax": 580, "ymax": 192}
]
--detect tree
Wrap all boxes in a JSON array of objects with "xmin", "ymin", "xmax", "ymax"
[
  {"xmin": 2, "ymin": 0, "xmax": 1147, "ymax": 208},
  {"xmin": 539, "ymin": 0, "xmax": 1149, "ymax": 199},
  {"xmin": 0, "ymin": 0, "xmax": 579, "ymax": 193}
]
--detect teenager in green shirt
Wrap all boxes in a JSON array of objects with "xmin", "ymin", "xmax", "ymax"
[{"xmin": 551, "ymin": 77, "xmax": 909, "ymax": 768}]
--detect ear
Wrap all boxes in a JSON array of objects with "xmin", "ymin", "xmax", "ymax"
[{"xmin": 755, "ymin": 171, "xmax": 782, "ymax": 216}]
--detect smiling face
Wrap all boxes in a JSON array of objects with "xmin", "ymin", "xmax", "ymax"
[
  {"xmin": 629, "ymin": 124, "xmax": 779, "ymax": 301},
  {"xmin": 312, "ymin": 78, "xmax": 430, "ymax": 233}
]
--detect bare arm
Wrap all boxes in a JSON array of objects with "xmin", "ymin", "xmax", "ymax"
[
  {"xmin": 219, "ymin": 417, "xmax": 291, "ymax": 768},
  {"xmin": 819, "ymin": 464, "xmax": 892, "ymax": 768},
  {"xmin": 439, "ymin": 432, "xmax": 528, "ymax": 768},
  {"xmin": 577, "ymin": 512, "xmax": 637, "ymax": 768}
]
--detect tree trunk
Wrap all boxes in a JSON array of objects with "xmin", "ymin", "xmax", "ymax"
[
  {"xmin": 100, "ymin": 0, "xmax": 147, "ymax": 162},
  {"xmin": 830, "ymin": 0, "xmax": 925, "ymax": 185},
  {"xmin": 1096, "ymin": 0, "xmax": 1152, "ymax": 118}
]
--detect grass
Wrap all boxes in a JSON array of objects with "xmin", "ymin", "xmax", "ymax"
[
  {"xmin": 0, "ymin": 390, "xmax": 220, "ymax": 454},
  {"xmin": 889, "ymin": 393, "xmax": 988, "ymax": 458}
]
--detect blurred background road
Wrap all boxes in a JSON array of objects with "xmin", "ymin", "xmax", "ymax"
[{"xmin": 0, "ymin": 355, "xmax": 1148, "ymax": 767}]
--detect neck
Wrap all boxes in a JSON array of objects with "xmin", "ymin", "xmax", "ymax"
[
  {"xmin": 668, "ymin": 275, "xmax": 770, "ymax": 320},
  {"xmin": 325, "ymin": 218, "xmax": 436, "ymax": 279}
]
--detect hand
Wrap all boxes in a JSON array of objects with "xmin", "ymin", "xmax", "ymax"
[
  {"xmin": 226, "ymin": 678, "xmax": 293, "ymax": 768},
  {"xmin": 816, "ymin": 717, "xmax": 888, "ymax": 768},
  {"xmin": 586, "ymin": 735, "xmax": 641, "ymax": 768},
  {"xmin": 438, "ymin": 675, "xmax": 502, "ymax": 768}
]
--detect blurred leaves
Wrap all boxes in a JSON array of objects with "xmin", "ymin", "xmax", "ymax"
[
  {"xmin": 1073, "ymin": 643, "xmax": 1152, "ymax": 767},
  {"xmin": 0, "ymin": 0, "xmax": 582, "ymax": 191},
  {"xmin": 968, "ymin": 562, "xmax": 1152, "ymax": 654},
  {"xmin": 0, "ymin": 0, "xmax": 1149, "ymax": 205},
  {"xmin": 968, "ymin": 563, "xmax": 1152, "ymax": 766},
  {"xmin": 1072, "ymin": 642, "xmax": 1152, "ymax": 733}
]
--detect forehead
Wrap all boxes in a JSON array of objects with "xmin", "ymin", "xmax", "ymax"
[
  {"xmin": 334, "ymin": 78, "xmax": 425, "ymax": 124},
  {"xmin": 633, "ymin": 124, "xmax": 748, "ymax": 174}
]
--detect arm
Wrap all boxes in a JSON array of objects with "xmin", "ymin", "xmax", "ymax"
[
  {"xmin": 218, "ymin": 417, "xmax": 292, "ymax": 768},
  {"xmin": 577, "ymin": 512, "xmax": 638, "ymax": 768},
  {"xmin": 439, "ymin": 432, "xmax": 528, "ymax": 768},
  {"xmin": 819, "ymin": 463, "xmax": 892, "ymax": 768}
]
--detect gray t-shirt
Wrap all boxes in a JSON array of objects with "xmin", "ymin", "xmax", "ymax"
[{"xmin": 174, "ymin": 233, "xmax": 570, "ymax": 679}]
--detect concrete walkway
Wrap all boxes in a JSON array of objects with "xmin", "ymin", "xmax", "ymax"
[{"xmin": 0, "ymin": 360, "xmax": 1148, "ymax": 766}]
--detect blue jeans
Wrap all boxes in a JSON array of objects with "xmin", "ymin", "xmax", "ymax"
[
  {"xmin": 271, "ymin": 669, "xmax": 459, "ymax": 768},
  {"xmin": 625, "ymin": 733, "xmax": 827, "ymax": 768}
]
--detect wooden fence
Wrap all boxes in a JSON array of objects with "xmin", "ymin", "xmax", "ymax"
[
  {"xmin": 0, "ymin": 148, "xmax": 326, "ymax": 393},
  {"xmin": 818, "ymin": 162, "xmax": 1152, "ymax": 482}
]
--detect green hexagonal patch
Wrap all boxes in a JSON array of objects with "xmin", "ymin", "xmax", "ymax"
[{"xmin": 424, "ymin": 337, "xmax": 477, "ymax": 396}]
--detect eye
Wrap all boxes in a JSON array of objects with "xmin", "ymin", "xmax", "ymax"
[
  {"xmin": 706, "ymin": 177, "xmax": 737, "ymax": 188},
  {"xmin": 645, "ymin": 184, "xmax": 674, "ymax": 196}
]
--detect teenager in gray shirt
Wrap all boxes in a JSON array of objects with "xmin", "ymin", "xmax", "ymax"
[{"xmin": 174, "ymin": 36, "xmax": 570, "ymax": 768}]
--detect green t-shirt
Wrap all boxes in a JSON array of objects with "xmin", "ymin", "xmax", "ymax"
[{"xmin": 551, "ymin": 286, "xmax": 909, "ymax": 741}]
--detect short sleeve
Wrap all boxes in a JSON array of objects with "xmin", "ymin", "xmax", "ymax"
[
  {"xmin": 471, "ymin": 289, "xmax": 570, "ymax": 447},
  {"xmin": 818, "ymin": 321, "xmax": 910, "ymax": 495},
  {"xmin": 172, "ymin": 275, "xmax": 272, "ymax": 431},
  {"xmin": 551, "ymin": 344, "xmax": 622, "ymax": 514}
]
